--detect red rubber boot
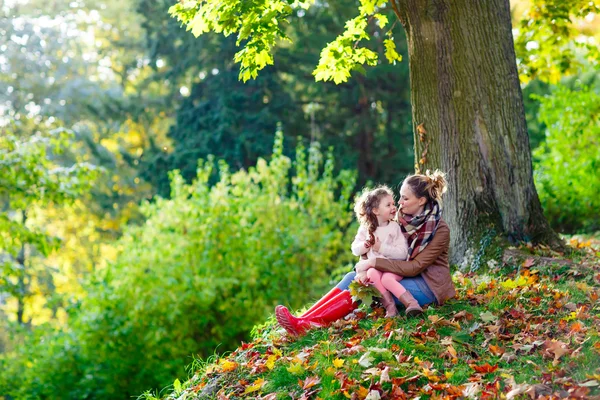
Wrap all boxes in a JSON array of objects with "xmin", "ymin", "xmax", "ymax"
[
  {"xmin": 276, "ymin": 290, "xmax": 357, "ymax": 336},
  {"xmin": 299, "ymin": 287, "xmax": 343, "ymax": 317}
]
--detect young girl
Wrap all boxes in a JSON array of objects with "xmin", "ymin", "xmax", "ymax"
[{"xmin": 351, "ymin": 186, "xmax": 423, "ymax": 317}]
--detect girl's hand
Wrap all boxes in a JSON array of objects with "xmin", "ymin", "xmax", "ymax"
[
  {"xmin": 372, "ymin": 237, "xmax": 381, "ymax": 252},
  {"xmin": 357, "ymin": 275, "xmax": 372, "ymax": 285},
  {"xmin": 364, "ymin": 240, "xmax": 372, "ymax": 249}
]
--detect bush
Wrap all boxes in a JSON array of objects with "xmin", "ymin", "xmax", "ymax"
[
  {"xmin": 533, "ymin": 85, "xmax": 600, "ymax": 233},
  {"xmin": 0, "ymin": 131, "xmax": 357, "ymax": 399}
]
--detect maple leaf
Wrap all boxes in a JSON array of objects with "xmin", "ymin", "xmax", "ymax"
[
  {"xmin": 300, "ymin": 375, "xmax": 321, "ymax": 390},
  {"xmin": 380, "ymin": 366, "xmax": 390, "ymax": 383},
  {"xmin": 543, "ymin": 339, "xmax": 570, "ymax": 365},
  {"xmin": 219, "ymin": 360, "xmax": 238, "ymax": 372},
  {"xmin": 332, "ymin": 358, "xmax": 345, "ymax": 368},
  {"xmin": 356, "ymin": 386, "xmax": 370, "ymax": 399},
  {"xmin": 489, "ymin": 345, "xmax": 505, "ymax": 356},
  {"xmin": 470, "ymin": 363, "xmax": 498, "ymax": 374},
  {"xmin": 265, "ymin": 354, "xmax": 278, "ymax": 370},
  {"xmin": 480, "ymin": 311, "xmax": 498, "ymax": 323},
  {"xmin": 422, "ymin": 368, "xmax": 441, "ymax": 382},
  {"xmin": 358, "ymin": 351, "xmax": 374, "ymax": 368},
  {"xmin": 364, "ymin": 389, "xmax": 381, "ymax": 400},
  {"xmin": 287, "ymin": 362, "xmax": 305, "ymax": 375},
  {"xmin": 522, "ymin": 257, "xmax": 535, "ymax": 267},
  {"xmin": 453, "ymin": 310, "xmax": 474, "ymax": 320},
  {"xmin": 462, "ymin": 382, "xmax": 482, "ymax": 398},
  {"xmin": 243, "ymin": 378, "xmax": 265, "ymax": 394}
]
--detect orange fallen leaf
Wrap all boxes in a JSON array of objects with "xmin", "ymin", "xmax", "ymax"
[
  {"xmin": 356, "ymin": 386, "xmax": 370, "ymax": 400},
  {"xmin": 570, "ymin": 322, "xmax": 584, "ymax": 333},
  {"xmin": 470, "ymin": 363, "xmax": 498, "ymax": 374},
  {"xmin": 489, "ymin": 345, "xmax": 505, "ymax": 356},
  {"xmin": 219, "ymin": 360, "xmax": 238, "ymax": 372},
  {"xmin": 300, "ymin": 375, "xmax": 321, "ymax": 390}
]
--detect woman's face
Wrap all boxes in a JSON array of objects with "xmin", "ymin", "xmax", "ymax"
[{"xmin": 399, "ymin": 184, "xmax": 427, "ymax": 216}]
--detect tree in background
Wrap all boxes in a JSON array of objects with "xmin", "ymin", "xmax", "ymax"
[
  {"xmin": 169, "ymin": 0, "xmax": 600, "ymax": 261},
  {"xmin": 0, "ymin": 129, "xmax": 97, "ymax": 327},
  {"xmin": 138, "ymin": 0, "xmax": 414, "ymax": 196}
]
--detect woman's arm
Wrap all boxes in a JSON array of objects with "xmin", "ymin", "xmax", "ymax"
[
  {"xmin": 351, "ymin": 226, "xmax": 370, "ymax": 256},
  {"xmin": 373, "ymin": 223, "xmax": 449, "ymax": 276}
]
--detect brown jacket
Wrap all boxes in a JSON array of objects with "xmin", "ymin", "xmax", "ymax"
[{"xmin": 374, "ymin": 220, "xmax": 456, "ymax": 305}]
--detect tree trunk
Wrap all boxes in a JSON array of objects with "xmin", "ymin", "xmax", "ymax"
[{"xmin": 392, "ymin": 0, "xmax": 562, "ymax": 263}]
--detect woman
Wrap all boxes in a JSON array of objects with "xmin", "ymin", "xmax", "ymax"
[{"xmin": 275, "ymin": 170, "xmax": 456, "ymax": 336}]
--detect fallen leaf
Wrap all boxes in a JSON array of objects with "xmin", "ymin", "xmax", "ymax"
[
  {"xmin": 422, "ymin": 368, "xmax": 441, "ymax": 382},
  {"xmin": 480, "ymin": 311, "xmax": 498, "ymax": 323},
  {"xmin": 543, "ymin": 339, "xmax": 570, "ymax": 364},
  {"xmin": 219, "ymin": 360, "xmax": 238, "ymax": 372},
  {"xmin": 333, "ymin": 358, "xmax": 345, "ymax": 368},
  {"xmin": 300, "ymin": 375, "xmax": 321, "ymax": 390},
  {"xmin": 489, "ymin": 345, "xmax": 505, "ymax": 356},
  {"xmin": 265, "ymin": 355, "xmax": 278, "ymax": 370},
  {"xmin": 470, "ymin": 363, "xmax": 498, "ymax": 374},
  {"xmin": 580, "ymin": 380, "xmax": 599, "ymax": 387},
  {"xmin": 522, "ymin": 258, "xmax": 535, "ymax": 268},
  {"xmin": 243, "ymin": 378, "xmax": 265, "ymax": 394},
  {"xmin": 287, "ymin": 362, "xmax": 305, "ymax": 376},
  {"xmin": 462, "ymin": 382, "xmax": 482, "ymax": 398},
  {"xmin": 356, "ymin": 386, "xmax": 369, "ymax": 399},
  {"xmin": 380, "ymin": 366, "xmax": 390, "ymax": 383},
  {"xmin": 364, "ymin": 389, "xmax": 381, "ymax": 400},
  {"xmin": 358, "ymin": 352, "xmax": 374, "ymax": 368}
]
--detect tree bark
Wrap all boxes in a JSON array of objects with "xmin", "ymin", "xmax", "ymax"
[{"xmin": 393, "ymin": 0, "xmax": 562, "ymax": 263}]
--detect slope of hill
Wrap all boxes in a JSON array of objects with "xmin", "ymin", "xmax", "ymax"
[{"xmin": 144, "ymin": 239, "xmax": 600, "ymax": 400}]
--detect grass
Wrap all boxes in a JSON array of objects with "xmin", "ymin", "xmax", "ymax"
[{"xmin": 144, "ymin": 238, "xmax": 600, "ymax": 399}]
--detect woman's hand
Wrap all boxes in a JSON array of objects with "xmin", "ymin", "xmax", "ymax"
[{"xmin": 372, "ymin": 237, "xmax": 381, "ymax": 252}]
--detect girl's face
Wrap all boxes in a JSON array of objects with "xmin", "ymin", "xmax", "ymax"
[
  {"xmin": 373, "ymin": 194, "xmax": 397, "ymax": 223},
  {"xmin": 399, "ymin": 184, "xmax": 427, "ymax": 216}
]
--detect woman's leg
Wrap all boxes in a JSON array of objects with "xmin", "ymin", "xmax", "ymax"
[{"xmin": 392, "ymin": 276, "xmax": 436, "ymax": 307}]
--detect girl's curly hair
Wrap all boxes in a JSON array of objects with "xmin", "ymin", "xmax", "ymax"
[{"xmin": 353, "ymin": 185, "xmax": 394, "ymax": 246}]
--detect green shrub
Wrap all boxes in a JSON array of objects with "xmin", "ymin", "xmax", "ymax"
[
  {"xmin": 0, "ymin": 131, "xmax": 357, "ymax": 399},
  {"xmin": 533, "ymin": 85, "xmax": 600, "ymax": 233}
]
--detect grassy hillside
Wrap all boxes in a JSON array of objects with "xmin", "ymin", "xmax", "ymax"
[{"xmin": 144, "ymin": 238, "xmax": 600, "ymax": 399}]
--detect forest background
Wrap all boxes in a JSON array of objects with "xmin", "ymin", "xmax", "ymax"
[{"xmin": 1, "ymin": 0, "xmax": 599, "ymax": 398}]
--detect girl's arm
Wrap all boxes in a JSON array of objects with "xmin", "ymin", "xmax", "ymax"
[
  {"xmin": 351, "ymin": 226, "xmax": 370, "ymax": 256},
  {"xmin": 373, "ymin": 223, "xmax": 450, "ymax": 276},
  {"xmin": 378, "ymin": 223, "xmax": 408, "ymax": 260}
]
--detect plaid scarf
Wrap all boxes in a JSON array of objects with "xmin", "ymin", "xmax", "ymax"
[{"xmin": 399, "ymin": 201, "xmax": 442, "ymax": 260}]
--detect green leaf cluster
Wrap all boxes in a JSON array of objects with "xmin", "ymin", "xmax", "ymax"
[
  {"xmin": 0, "ymin": 129, "xmax": 99, "ymax": 321},
  {"xmin": 533, "ymin": 84, "xmax": 600, "ymax": 232},
  {"xmin": 0, "ymin": 132, "xmax": 356, "ymax": 398},
  {"xmin": 169, "ymin": 0, "xmax": 314, "ymax": 82},
  {"xmin": 515, "ymin": 0, "xmax": 600, "ymax": 83}
]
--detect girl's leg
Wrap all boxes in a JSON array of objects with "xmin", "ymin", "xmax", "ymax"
[
  {"xmin": 380, "ymin": 272, "xmax": 407, "ymax": 298},
  {"xmin": 366, "ymin": 269, "xmax": 398, "ymax": 317},
  {"xmin": 381, "ymin": 272, "xmax": 423, "ymax": 316}
]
